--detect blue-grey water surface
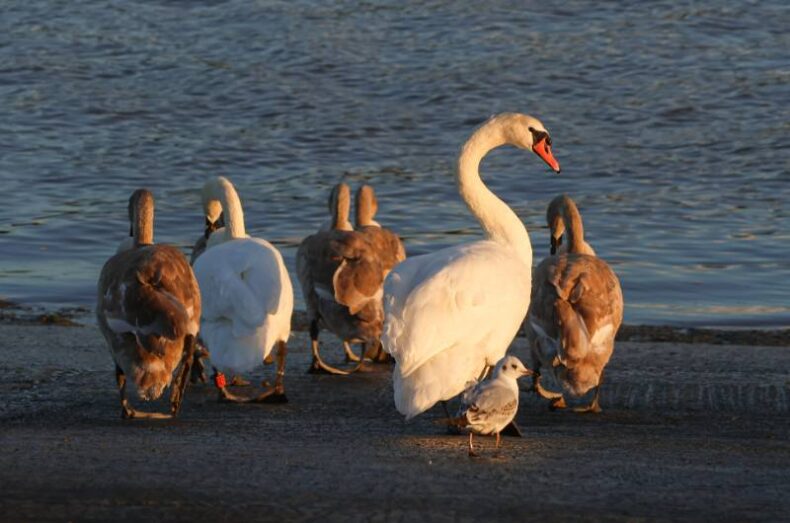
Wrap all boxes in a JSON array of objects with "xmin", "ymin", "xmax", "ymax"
[{"xmin": 1, "ymin": 0, "xmax": 788, "ymax": 327}]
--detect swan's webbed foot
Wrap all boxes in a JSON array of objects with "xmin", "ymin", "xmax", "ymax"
[
  {"xmin": 116, "ymin": 365, "xmax": 174, "ymax": 420},
  {"xmin": 248, "ymin": 381, "xmax": 288, "ymax": 404},
  {"xmin": 549, "ymin": 396, "xmax": 567, "ymax": 410},
  {"xmin": 533, "ymin": 373, "xmax": 563, "ymax": 400},
  {"xmin": 213, "ymin": 371, "xmax": 251, "ymax": 403},
  {"xmin": 343, "ymin": 342, "xmax": 362, "ymax": 362},
  {"xmin": 573, "ymin": 401, "xmax": 601, "ymax": 414},
  {"xmin": 573, "ymin": 373, "xmax": 603, "ymax": 414},
  {"xmin": 230, "ymin": 375, "xmax": 250, "ymax": 387},
  {"xmin": 214, "ymin": 341, "xmax": 289, "ymax": 404},
  {"xmin": 216, "ymin": 379, "xmax": 250, "ymax": 403},
  {"xmin": 215, "ymin": 379, "xmax": 286, "ymax": 404},
  {"xmin": 363, "ymin": 341, "xmax": 392, "ymax": 364},
  {"xmin": 308, "ymin": 339, "xmax": 363, "ymax": 375}
]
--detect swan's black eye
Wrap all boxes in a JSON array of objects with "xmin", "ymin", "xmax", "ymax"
[
  {"xmin": 501, "ymin": 365, "xmax": 507, "ymax": 372},
  {"xmin": 529, "ymin": 127, "xmax": 548, "ymax": 145},
  {"xmin": 511, "ymin": 364, "xmax": 517, "ymax": 369}
]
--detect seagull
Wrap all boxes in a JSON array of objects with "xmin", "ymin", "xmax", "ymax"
[{"xmin": 440, "ymin": 355, "xmax": 533, "ymax": 456}]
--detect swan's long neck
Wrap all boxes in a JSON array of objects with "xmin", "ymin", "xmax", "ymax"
[
  {"xmin": 132, "ymin": 191, "xmax": 154, "ymax": 246},
  {"xmin": 207, "ymin": 178, "xmax": 246, "ymax": 239},
  {"xmin": 561, "ymin": 199, "xmax": 586, "ymax": 255},
  {"xmin": 355, "ymin": 186, "xmax": 378, "ymax": 227},
  {"xmin": 333, "ymin": 209, "xmax": 353, "ymax": 231},
  {"xmin": 331, "ymin": 185, "xmax": 353, "ymax": 231},
  {"xmin": 457, "ymin": 122, "xmax": 532, "ymax": 265}
]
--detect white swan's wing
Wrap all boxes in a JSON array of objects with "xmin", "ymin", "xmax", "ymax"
[
  {"xmin": 383, "ymin": 241, "xmax": 531, "ymax": 378},
  {"xmin": 194, "ymin": 238, "xmax": 284, "ymax": 338}
]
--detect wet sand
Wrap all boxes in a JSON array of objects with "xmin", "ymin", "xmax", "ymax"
[{"xmin": 1, "ymin": 323, "xmax": 788, "ymax": 522}]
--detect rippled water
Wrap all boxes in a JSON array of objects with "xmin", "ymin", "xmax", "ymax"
[{"xmin": 1, "ymin": 0, "xmax": 788, "ymax": 327}]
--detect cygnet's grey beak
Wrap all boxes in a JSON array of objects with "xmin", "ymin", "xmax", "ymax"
[
  {"xmin": 521, "ymin": 369, "xmax": 534, "ymax": 377},
  {"xmin": 550, "ymin": 235, "xmax": 562, "ymax": 255}
]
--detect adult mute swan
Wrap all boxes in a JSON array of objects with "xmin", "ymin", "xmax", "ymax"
[
  {"xmin": 97, "ymin": 189, "xmax": 201, "ymax": 419},
  {"xmin": 296, "ymin": 183, "xmax": 384, "ymax": 374},
  {"xmin": 192, "ymin": 176, "xmax": 294, "ymax": 402},
  {"xmin": 546, "ymin": 194, "xmax": 596, "ymax": 256},
  {"xmin": 526, "ymin": 195, "xmax": 623, "ymax": 413},
  {"xmin": 382, "ymin": 112, "xmax": 561, "ymax": 420}
]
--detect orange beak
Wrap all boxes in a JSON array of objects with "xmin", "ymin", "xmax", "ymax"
[{"xmin": 532, "ymin": 137, "xmax": 561, "ymax": 173}]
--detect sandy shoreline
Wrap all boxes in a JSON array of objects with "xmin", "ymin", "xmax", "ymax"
[{"xmin": 1, "ymin": 322, "xmax": 788, "ymax": 521}]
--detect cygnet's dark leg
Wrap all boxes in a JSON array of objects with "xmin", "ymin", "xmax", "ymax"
[
  {"xmin": 169, "ymin": 334, "xmax": 196, "ymax": 416},
  {"xmin": 533, "ymin": 370, "xmax": 564, "ymax": 401},
  {"xmin": 308, "ymin": 320, "xmax": 363, "ymax": 375},
  {"xmin": 116, "ymin": 365, "xmax": 134, "ymax": 419},
  {"xmin": 115, "ymin": 365, "xmax": 171, "ymax": 420},
  {"xmin": 343, "ymin": 341, "xmax": 361, "ymax": 362}
]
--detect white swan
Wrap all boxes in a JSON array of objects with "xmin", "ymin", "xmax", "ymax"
[
  {"xmin": 192, "ymin": 176, "xmax": 294, "ymax": 402},
  {"xmin": 97, "ymin": 189, "xmax": 200, "ymax": 419},
  {"xmin": 382, "ymin": 113, "xmax": 561, "ymax": 419}
]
